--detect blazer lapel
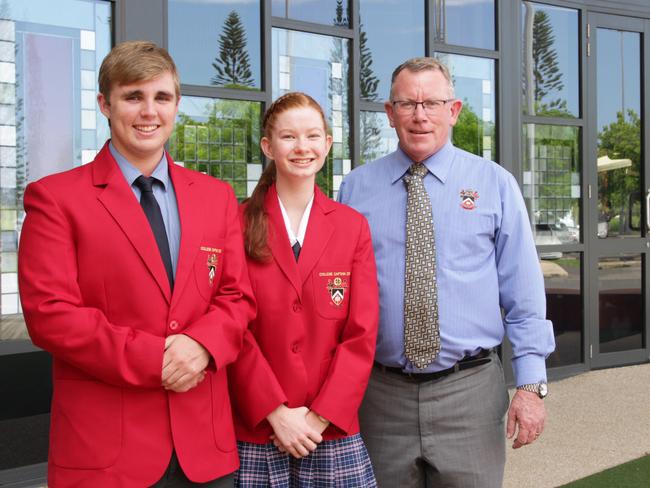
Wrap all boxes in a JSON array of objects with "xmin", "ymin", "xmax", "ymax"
[
  {"xmin": 265, "ymin": 185, "xmax": 303, "ymax": 300},
  {"xmin": 169, "ymin": 159, "xmax": 203, "ymax": 309},
  {"xmin": 93, "ymin": 144, "xmax": 172, "ymax": 303},
  {"xmin": 298, "ymin": 186, "xmax": 334, "ymax": 285}
]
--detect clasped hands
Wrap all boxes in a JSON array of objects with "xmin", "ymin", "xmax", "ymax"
[
  {"xmin": 266, "ymin": 404, "xmax": 330, "ymax": 459},
  {"xmin": 161, "ymin": 334, "xmax": 210, "ymax": 392}
]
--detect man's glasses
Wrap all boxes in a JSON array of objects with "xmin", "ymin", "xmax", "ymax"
[{"xmin": 391, "ymin": 99, "xmax": 454, "ymax": 115}]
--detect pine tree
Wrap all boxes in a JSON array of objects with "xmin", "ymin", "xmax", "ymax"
[
  {"xmin": 530, "ymin": 10, "xmax": 567, "ymax": 114},
  {"xmin": 212, "ymin": 11, "xmax": 254, "ymax": 88},
  {"xmin": 333, "ymin": 0, "xmax": 348, "ymax": 27},
  {"xmin": 359, "ymin": 24, "xmax": 379, "ymax": 101}
]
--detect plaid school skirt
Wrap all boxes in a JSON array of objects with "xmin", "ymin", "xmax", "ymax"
[{"xmin": 234, "ymin": 433, "xmax": 377, "ymax": 488}]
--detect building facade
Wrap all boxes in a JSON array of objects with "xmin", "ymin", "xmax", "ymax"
[{"xmin": 0, "ymin": 0, "xmax": 649, "ymax": 483}]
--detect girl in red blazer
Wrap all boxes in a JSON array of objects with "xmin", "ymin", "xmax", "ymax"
[{"xmin": 229, "ymin": 92, "xmax": 379, "ymax": 487}]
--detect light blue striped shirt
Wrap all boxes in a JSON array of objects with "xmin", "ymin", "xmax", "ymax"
[
  {"xmin": 110, "ymin": 142, "xmax": 181, "ymax": 277},
  {"xmin": 338, "ymin": 141, "xmax": 555, "ymax": 386}
]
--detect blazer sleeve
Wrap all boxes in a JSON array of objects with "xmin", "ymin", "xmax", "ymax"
[
  {"xmin": 228, "ymin": 329, "xmax": 288, "ymax": 429},
  {"xmin": 310, "ymin": 216, "xmax": 379, "ymax": 434},
  {"xmin": 181, "ymin": 183, "xmax": 256, "ymax": 370},
  {"xmin": 18, "ymin": 181, "xmax": 166, "ymax": 389}
]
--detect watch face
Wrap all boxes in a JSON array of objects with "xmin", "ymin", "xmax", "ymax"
[{"xmin": 539, "ymin": 382, "xmax": 548, "ymax": 398}]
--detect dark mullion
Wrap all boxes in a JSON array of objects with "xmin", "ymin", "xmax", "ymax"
[
  {"xmin": 263, "ymin": 0, "xmax": 273, "ymax": 169},
  {"xmin": 359, "ymin": 100, "xmax": 386, "ymax": 112},
  {"xmin": 432, "ymin": 44, "xmax": 500, "ymax": 60},
  {"xmin": 522, "ymin": 115, "xmax": 585, "ymax": 127},
  {"xmin": 350, "ymin": 0, "xmax": 360, "ymax": 169},
  {"xmin": 179, "ymin": 85, "xmax": 267, "ymax": 103}
]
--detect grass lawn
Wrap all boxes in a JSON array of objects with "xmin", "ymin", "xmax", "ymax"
[{"xmin": 558, "ymin": 454, "xmax": 650, "ymax": 487}]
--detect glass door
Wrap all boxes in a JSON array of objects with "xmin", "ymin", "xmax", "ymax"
[{"xmin": 587, "ymin": 13, "xmax": 649, "ymax": 368}]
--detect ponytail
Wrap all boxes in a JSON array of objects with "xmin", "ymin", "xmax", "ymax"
[{"xmin": 243, "ymin": 161, "xmax": 276, "ymax": 261}]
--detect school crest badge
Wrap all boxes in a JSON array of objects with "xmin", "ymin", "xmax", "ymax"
[
  {"xmin": 327, "ymin": 276, "xmax": 348, "ymax": 306},
  {"xmin": 207, "ymin": 253, "xmax": 218, "ymax": 286},
  {"xmin": 460, "ymin": 189, "xmax": 479, "ymax": 210}
]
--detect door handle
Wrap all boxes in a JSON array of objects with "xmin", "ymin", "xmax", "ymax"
[{"xmin": 646, "ymin": 190, "xmax": 650, "ymax": 231}]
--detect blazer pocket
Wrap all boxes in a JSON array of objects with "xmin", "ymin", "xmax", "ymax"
[
  {"xmin": 210, "ymin": 371, "xmax": 237, "ymax": 452},
  {"xmin": 313, "ymin": 267, "xmax": 351, "ymax": 320},
  {"xmin": 50, "ymin": 379, "xmax": 122, "ymax": 469},
  {"xmin": 194, "ymin": 242, "xmax": 225, "ymax": 303}
]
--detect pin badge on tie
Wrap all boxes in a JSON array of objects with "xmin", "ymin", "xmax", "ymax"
[
  {"xmin": 327, "ymin": 277, "xmax": 348, "ymax": 306},
  {"xmin": 207, "ymin": 253, "xmax": 218, "ymax": 286},
  {"xmin": 460, "ymin": 189, "xmax": 479, "ymax": 210}
]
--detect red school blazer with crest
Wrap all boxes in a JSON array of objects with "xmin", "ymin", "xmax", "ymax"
[
  {"xmin": 18, "ymin": 142, "xmax": 255, "ymax": 487},
  {"xmin": 228, "ymin": 184, "xmax": 379, "ymax": 443}
]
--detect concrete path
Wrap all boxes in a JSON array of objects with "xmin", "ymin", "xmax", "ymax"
[{"xmin": 504, "ymin": 363, "xmax": 650, "ymax": 487}]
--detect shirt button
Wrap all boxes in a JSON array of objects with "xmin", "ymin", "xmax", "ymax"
[
  {"xmin": 169, "ymin": 320, "xmax": 179, "ymax": 330},
  {"xmin": 291, "ymin": 343, "xmax": 300, "ymax": 353},
  {"xmin": 292, "ymin": 302, "xmax": 302, "ymax": 312}
]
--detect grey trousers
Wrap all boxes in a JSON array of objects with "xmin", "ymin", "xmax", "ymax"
[
  {"xmin": 151, "ymin": 452, "xmax": 234, "ymax": 488},
  {"xmin": 359, "ymin": 353, "xmax": 509, "ymax": 488}
]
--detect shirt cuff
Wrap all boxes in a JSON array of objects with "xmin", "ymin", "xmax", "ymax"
[{"xmin": 511, "ymin": 353, "xmax": 548, "ymax": 386}]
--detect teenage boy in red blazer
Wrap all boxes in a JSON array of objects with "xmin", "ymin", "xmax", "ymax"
[{"xmin": 18, "ymin": 41, "xmax": 255, "ymax": 487}]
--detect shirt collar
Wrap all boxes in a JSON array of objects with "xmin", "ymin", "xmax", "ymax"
[
  {"xmin": 277, "ymin": 192, "xmax": 314, "ymax": 247},
  {"xmin": 109, "ymin": 141, "xmax": 169, "ymax": 190},
  {"xmin": 389, "ymin": 140, "xmax": 455, "ymax": 185}
]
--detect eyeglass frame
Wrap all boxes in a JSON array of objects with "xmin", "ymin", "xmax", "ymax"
[{"xmin": 390, "ymin": 99, "xmax": 456, "ymax": 115}]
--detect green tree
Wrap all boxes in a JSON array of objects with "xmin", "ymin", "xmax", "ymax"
[
  {"xmin": 359, "ymin": 24, "xmax": 379, "ymax": 101},
  {"xmin": 333, "ymin": 0, "xmax": 348, "ymax": 26},
  {"xmin": 597, "ymin": 110, "xmax": 641, "ymax": 228},
  {"xmin": 212, "ymin": 11, "xmax": 254, "ymax": 89}
]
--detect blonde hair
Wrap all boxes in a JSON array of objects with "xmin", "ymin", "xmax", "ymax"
[{"xmin": 98, "ymin": 41, "xmax": 180, "ymax": 102}]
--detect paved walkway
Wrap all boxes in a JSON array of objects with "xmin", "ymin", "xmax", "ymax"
[{"xmin": 504, "ymin": 362, "xmax": 650, "ymax": 487}]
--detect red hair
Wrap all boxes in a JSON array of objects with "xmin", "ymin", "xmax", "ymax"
[{"xmin": 244, "ymin": 92, "xmax": 328, "ymax": 261}]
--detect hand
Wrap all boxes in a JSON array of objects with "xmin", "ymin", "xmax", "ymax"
[
  {"xmin": 266, "ymin": 405, "xmax": 323, "ymax": 458},
  {"xmin": 162, "ymin": 334, "xmax": 210, "ymax": 393},
  {"xmin": 506, "ymin": 390, "xmax": 546, "ymax": 448},
  {"xmin": 305, "ymin": 410, "xmax": 330, "ymax": 436}
]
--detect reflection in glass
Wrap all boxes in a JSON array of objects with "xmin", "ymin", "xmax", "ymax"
[
  {"xmin": 522, "ymin": 125, "xmax": 580, "ymax": 245},
  {"xmin": 360, "ymin": 111, "xmax": 397, "ymax": 166},
  {"xmin": 272, "ymin": 28, "xmax": 349, "ymax": 198},
  {"xmin": 359, "ymin": 0, "xmax": 423, "ymax": 101},
  {"xmin": 170, "ymin": 97, "xmax": 262, "ymax": 200},
  {"xmin": 272, "ymin": 0, "xmax": 349, "ymax": 27},
  {"xmin": 436, "ymin": 54, "xmax": 495, "ymax": 159},
  {"xmin": 434, "ymin": 0, "xmax": 494, "ymax": 50},
  {"xmin": 522, "ymin": 2, "xmax": 579, "ymax": 117},
  {"xmin": 169, "ymin": 0, "xmax": 260, "ymax": 89},
  {"xmin": 596, "ymin": 29, "xmax": 641, "ymax": 240},
  {"xmin": 598, "ymin": 255, "xmax": 644, "ymax": 353},
  {"xmin": 543, "ymin": 252, "xmax": 582, "ymax": 367},
  {"xmin": 0, "ymin": 0, "xmax": 110, "ymax": 333}
]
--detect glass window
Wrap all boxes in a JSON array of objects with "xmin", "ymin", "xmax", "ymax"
[
  {"xmin": 436, "ymin": 53, "xmax": 496, "ymax": 160},
  {"xmin": 434, "ymin": 0, "xmax": 494, "ymax": 50},
  {"xmin": 522, "ymin": 124, "xmax": 580, "ymax": 245},
  {"xmin": 360, "ymin": 110, "xmax": 397, "ymax": 166},
  {"xmin": 522, "ymin": 2, "xmax": 579, "ymax": 118},
  {"xmin": 1, "ymin": 0, "xmax": 111, "ymax": 331},
  {"xmin": 359, "ymin": 0, "xmax": 423, "ymax": 101},
  {"xmin": 272, "ymin": 0, "xmax": 349, "ymax": 27},
  {"xmin": 168, "ymin": 0, "xmax": 261, "ymax": 90},
  {"xmin": 544, "ymin": 252, "xmax": 582, "ymax": 368},
  {"xmin": 599, "ymin": 254, "xmax": 644, "ymax": 353},
  {"xmin": 169, "ymin": 97, "xmax": 262, "ymax": 201},
  {"xmin": 272, "ymin": 28, "xmax": 349, "ymax": 197}
]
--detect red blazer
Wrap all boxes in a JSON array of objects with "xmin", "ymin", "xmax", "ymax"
[
  {"xmin": 18, "ymin": 143, "xmax": 255, "ymax": 487},
  {"xmin": 229, "ymin": 184, "xmax": 379, "ymax": 443}
]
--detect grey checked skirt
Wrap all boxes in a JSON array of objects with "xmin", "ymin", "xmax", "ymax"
[{"xmin": 234, "ymin": 433, "xmax": 377, "ymax": 487}]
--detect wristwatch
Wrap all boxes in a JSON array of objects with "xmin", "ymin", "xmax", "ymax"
[{"xmin": 517, "ymin": 381, "xmax": 548, "ymax": 399}]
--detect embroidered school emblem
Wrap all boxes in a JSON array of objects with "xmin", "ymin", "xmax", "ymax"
[
  {"xmin": 327, "ymin": 276, "xmax": 348, "ymax": 306},
  {"xmin": 207, "ymin": 253, "xmax": 218, "ymax": 286},
  {"xmin": 460, "ymin": 189, "xmax": 479, "ymax": 210}
]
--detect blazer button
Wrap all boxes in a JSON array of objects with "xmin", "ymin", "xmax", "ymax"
[
  {"xmin": 292, "ymin": 302, "xmax": 302, "ymax": 312},
  {"xmin": 169, "ymin": 320, "xmax": 179, "ymax": 330},
  {"xmin": 291, "ymin": 343, "xmax": 300, "ymax": 353}
]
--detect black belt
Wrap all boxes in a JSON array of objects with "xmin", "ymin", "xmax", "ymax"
[{"xmin": 374, "ymin": 348, "xmax": 494, "ymax": 383}]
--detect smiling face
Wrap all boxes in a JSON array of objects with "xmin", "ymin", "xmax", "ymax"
[
  {"xmin": 385, "ymin": 68, "xmax": 462, "ymax": 163},
  {"xmin": 260, "ymin": 106, "xmax": 333, "ymax": 184},
  {"xmin": 97, "ymin": 71, "xmax": 179, "ymax": 171}
]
